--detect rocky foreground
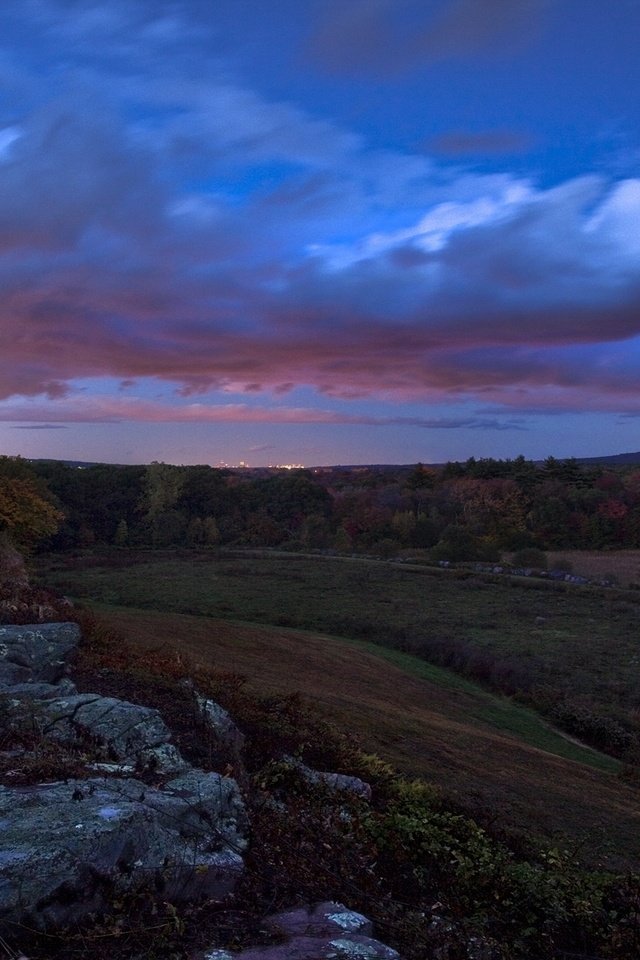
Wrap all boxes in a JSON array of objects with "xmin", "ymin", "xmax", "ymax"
[{"xmin": 0, "ymin": 621, "xmax": 398, "ymax": 959}]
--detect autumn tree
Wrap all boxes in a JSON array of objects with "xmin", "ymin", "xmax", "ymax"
[
  {"xmin": 0, "ymin": 458, "xmax": 62, "ymax": 553},
  {"xmin": 404, "ymin": 463, "xmax": 435, "ymax": 490},
  {"xmin": 202, "ymin": 516, "xmax": 220, "ymax": 546},
  {"xmin": 449, "ymin": 477, "xmax": 527, "ymax": 549},
  {"xmin": 0, "ymin": 458, "xmax": 62, "ymax": 586}
]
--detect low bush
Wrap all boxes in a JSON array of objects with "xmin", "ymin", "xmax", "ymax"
[{"xmin": 512, "ymin": 547, "xmax": 548, "ymax": 569}]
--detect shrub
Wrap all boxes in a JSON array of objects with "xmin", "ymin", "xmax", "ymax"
[
  {"xmin": 431, "ymin": 525, "xmax": 481, "ymax": 561},
  {"xmin": 512, "ymin": 547, "xmax": 548, "ymax": 569},
  {"xmin": 547, "ymin": 698, "xmax": 635, "ymax": 757},
  {"xmin": 371, "ymin": 537, "xmax": 401, "ymax": 559}
]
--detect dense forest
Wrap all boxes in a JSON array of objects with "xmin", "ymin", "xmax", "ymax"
[{"xmin": 2, "ymin": 454, "xmax": 640, "ymax": 559}]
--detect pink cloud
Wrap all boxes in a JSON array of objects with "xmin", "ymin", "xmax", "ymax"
[
  {"xmin": 428, "ymin": 129, "xmax": 533, "ymax": 156},
  {"xmin": 0, "ymin": 395, "xmax": 523, "ymax": 431}
]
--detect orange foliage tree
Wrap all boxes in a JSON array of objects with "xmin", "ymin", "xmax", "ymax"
[{"xmin": 0, "ymin": 462, "xmax": 63, "ymax": 553}]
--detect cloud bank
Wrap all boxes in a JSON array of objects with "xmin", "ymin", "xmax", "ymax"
[
  {"xmin": 0, "ymin": 0, "xmax": 639, "ymax": 433},
  {"xmin": 0, "ymin": 396, "xmax": 525, "ymax": 432}
]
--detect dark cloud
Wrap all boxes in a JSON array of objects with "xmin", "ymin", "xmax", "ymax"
[
  {"xmin": 414, "ymin": 0, "xmax": 551, "ymax": 62},
  {"xmin": 386, "ymin": 245, "xmax": 432, "ymax": 268},
  {"xmin": 428, "ymin": 129, "xmax": 532, "ymax": 156},
  {"xmin": 1, "ymin": 149, "xmax": 639, "ymax": 411},
  {"xmin": 308, "ymin": 0, "xmax": 551, "ymax": 75},
  {"xmin": 11, "ymin": 424, "xmax": 69, "ymax": 430}
]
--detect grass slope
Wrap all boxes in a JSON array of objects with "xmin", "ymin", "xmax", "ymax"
[
  {"xmin": 41, "ymin": 550, "xmax": 640, "ymax": 729},
  {"xmin": 94, "ymin": 603, "xmax": 640, "ymax": 869}
]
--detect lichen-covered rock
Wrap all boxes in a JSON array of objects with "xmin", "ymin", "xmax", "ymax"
[
  {"xmin": 39, "ymin": 693, "xmax": 188, "ymax": 773},
  {"xmin": 195, "ymin": 691, "xmax": 246, "ymax": 756},
  {"xmin": 264, "ymin": 902, "xmax": 373, "ymax": 938},
  {"xmin": 194, "ymin": 902, "xmax": 400, "ymax": 960},
  {"xmin": 284, "ymin": 757, "xmax": 372, "ymax": 802},
  {"xmin": 4, "ymin": 678, "xmax": 77, "ymax": 700},
  {"xmin": 0, "ymin": 622, "xmax": 80, "ymax": 689},
  {"xmin": 0, "ymin": 771, "xmax": 247, "ymax": 928},
  {"xmin": 151, "ymin": 768, "xmax": 249, "ymax": 851}
]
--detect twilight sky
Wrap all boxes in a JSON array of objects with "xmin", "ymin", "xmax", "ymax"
[{"xmin": 1, "ymin": 0, "xmax": 640, "ymax": 466}]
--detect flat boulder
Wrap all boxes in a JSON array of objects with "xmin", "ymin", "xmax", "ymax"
[
  {"xmin": 194, "ymin": 902, "xmax": 400, "ymax": 959},
  {"xmin": 3, "ymin": 678, "xmax": 77, "ymax": 700},
  {"xmin": 0, "ymin": 769, "xmax": 247, "ymax": 928},
  {"xmin": 39, "ymin": 693, "xmax": 189, "ymax": 774}
]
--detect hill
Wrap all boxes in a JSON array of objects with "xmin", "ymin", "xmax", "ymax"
[
  {"xmin": 574, "ymin": 451, "xmax": 640, "ymax": 466},
  {"xmin": 5, "ymin": 566, "xmax": 640, "ymax": 959},
  {"xmin": 94, "ymin": 604, "xmax": 640, "ymax": 869}
]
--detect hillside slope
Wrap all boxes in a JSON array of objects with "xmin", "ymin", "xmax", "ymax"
[{"xmin": 96, "ymin": 605, "xmax": 640, "ymax": 869}]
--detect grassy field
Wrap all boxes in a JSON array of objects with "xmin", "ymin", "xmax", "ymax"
[
  {"xmin": 35, "ymin": 548, "xmax": 640, "ymax": 867},
  {"xmin": 39, "ymin": 549, "xmax": 640, "ymax": 728},
  {"xmin": 547, "ymin": 548, "xmax": 640, "ymax": 587},
  {"xmin": 92, "ymin": 603, "xmax": 640, "ymax": 868}
]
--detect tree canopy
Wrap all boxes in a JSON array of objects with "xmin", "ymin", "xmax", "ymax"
[{"xmin": 0, "ymin": 458, "xmax": 63, "ymax": 552}]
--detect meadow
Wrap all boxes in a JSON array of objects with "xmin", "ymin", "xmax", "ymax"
[
  {"xmin": 38, "ymin": 550, "xmax": 640, "ymax": 725},
  {"xmin": 546, "ymin": 549, "xmax": 640, "ymax": 587},
  {"xmin": 36, "ymin": 548, "xmax": 640, "ymax": 867}
]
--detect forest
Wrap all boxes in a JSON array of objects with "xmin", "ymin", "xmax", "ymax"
[{"xmin": 3, "ymin": 453, "xmax": 640, "ymax": 560}]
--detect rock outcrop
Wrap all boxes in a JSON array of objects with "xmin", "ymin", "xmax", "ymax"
[
  {"xmin": 0, "ymin": 622, "xmax": 247, "ymax": 930},
  {"xmin": 0, "ymin": 770, "xmax": 246, "ymax": 928},
  {"xmin": 0, "ymin": 621, "xmax": 399, "ymax": 959},
  {"xmin": 284, "ymin": 756, "xmax": 372, "ymax": 801},
  {"xmin": 195, "ymin": 689, "xmax": 246, "ymax": 758},
  {"xmin": 0, "ymin": 621, "xmax": 80, "ymax": 690},
  {"xmin": 39, "ymin": 692, "xmax": 189, "ymax": 773}
]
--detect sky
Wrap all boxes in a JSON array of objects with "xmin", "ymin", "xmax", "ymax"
[{"xmin": 1, "ymin": 0, "xmax": 640, "ymax": 467}]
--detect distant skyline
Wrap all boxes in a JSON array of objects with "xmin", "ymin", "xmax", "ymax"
[{"xmin": 1, "ymin": 0, "xmax": 640, "ymax": 466}]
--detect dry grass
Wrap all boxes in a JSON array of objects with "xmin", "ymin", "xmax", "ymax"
[
  {"xmin": 546, "ymin": 549, "xmax": 640, "ymax": 586},
  {"xmin": 96, "ymin": 605, "xmax": 640, "ymax": 869}
]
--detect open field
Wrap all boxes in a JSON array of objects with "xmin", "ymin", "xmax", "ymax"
[
  {"xmin": 35, "ymin": 547, "xmax": 640, "ymax": 866},
  {"xmin": 91, "ymin": 603, "xmax": 640, "ymax": 867},
  {"xmin": 547, "ymin": 549, "xmax": 640, "ymax": 587},
  {"xmin": 38, "ymin": 549, "xmax": 640, "ymax": 733}
]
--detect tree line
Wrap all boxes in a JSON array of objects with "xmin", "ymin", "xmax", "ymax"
[{"xmin": 3, "ymin": 453, "xmax": 640, "ymax": 558}]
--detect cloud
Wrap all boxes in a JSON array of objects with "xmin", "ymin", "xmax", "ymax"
[
  {"xmin": 428, "ymin": 129, "xmax": 532, "ymax": 156},
  {"xmin": 11, "ymin": 424, "xmax": 69, "ymax": 430},
  {"xmin": 0, "ymin": 1, "xmax": 639, "ymax": 424},
  {"xmin": 0, "ymin": 396, "xmax": 524, "ymax": 431},
  {"xmin": 308, "ymin": 0, "xmax": 551, "ymax": 75},
  {"xmin": 414, "ymin": 0, "xmax": 551, "ymax": 61},
  {"xmin": 1, "ymin": 161, "xmax": 640, "ymax": 413}
]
